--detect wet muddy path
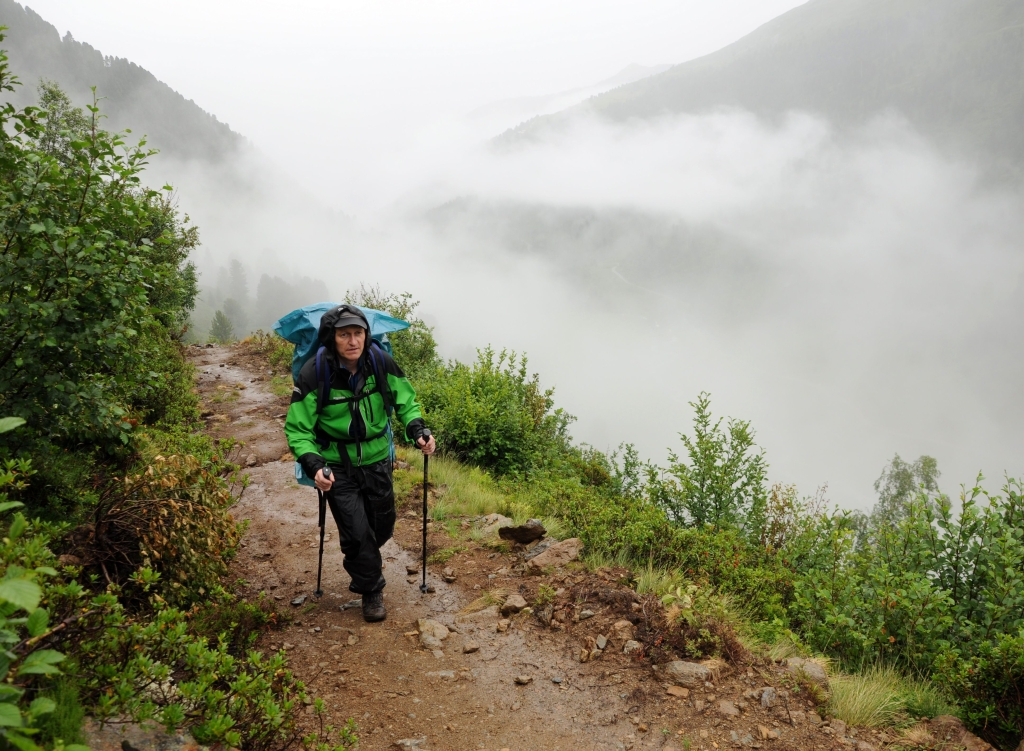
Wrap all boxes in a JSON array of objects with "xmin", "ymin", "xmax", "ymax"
[{"xmin": 191, "ymin": 344, "xmax": 673, "ymax": 751}]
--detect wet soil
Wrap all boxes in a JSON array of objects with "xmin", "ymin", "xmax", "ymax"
[{"xmin": 190, "ymin": 343, "xmax": 895, "ymax": 751}]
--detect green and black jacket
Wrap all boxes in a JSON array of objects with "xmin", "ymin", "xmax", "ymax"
[{"xmin": 285, "ymin": 311, "xmax": 425, "ymax": 477}]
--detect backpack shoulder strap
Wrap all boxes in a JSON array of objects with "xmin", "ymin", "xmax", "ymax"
[
  {"xmin": 367, "ymin": 340, "xmax": 394, "ymax": 415},
  {"xmin": 315, "ymin": 346, "xmax": 332, "ymax": 414}
]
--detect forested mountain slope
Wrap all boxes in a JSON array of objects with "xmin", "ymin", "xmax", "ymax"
[
  {"xmin": 506, "ymin": 0, "xmax": 1024, "ymax": 171},
  {"xmin": 0, "ymin": 0, "xmax": 243, "ymax": 161}
]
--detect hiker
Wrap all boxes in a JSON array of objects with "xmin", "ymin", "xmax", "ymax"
[{"xmin": 284, "ymin": 304, "xmax": 435, "ymax": 622}]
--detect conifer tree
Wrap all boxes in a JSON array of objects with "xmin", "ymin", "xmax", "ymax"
[{"xmin": 209, "ymin": 310, "xmax": 234, "ymax": 343}]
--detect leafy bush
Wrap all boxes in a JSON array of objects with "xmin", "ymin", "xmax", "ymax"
[
  {"xmin": 933, "ymin": 629, "xmax": 1024, "ymax": 749},
  {"xmin": 418, "ymin": 347, "xmax": 573, "ymax": 476},
  {"xmin": 0, "ymin": 475, "xmax": 306, "ymax": 751},
  {"xmin": 645, "ymin": 392, "xmax": 768, "ymax": 533},
  {"xmin": 0, "ymin": 43, "xmax": 198, "ymax": 449},
  {"xmin": 70, "ymin": 454, "xmax": 240, "ymax": 605},
  {"xmin": 0, "ymin": 418, "xmax": 87, "ymax": 751}
]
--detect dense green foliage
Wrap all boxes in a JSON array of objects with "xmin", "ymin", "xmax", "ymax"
[
  {"xmin": 0, "ymin": 48, "xmax": 197, "ymax": 449},
  {"xmin": 0, "ymin": 37, "xmax": 343, "ymax": 751},
  {"xmin": 418, "ymin": 347, "xmax": 572, "ymax": 476}
]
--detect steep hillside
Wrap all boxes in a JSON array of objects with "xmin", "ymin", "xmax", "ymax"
[
  {"xmin": 506, "ymin": 0, "xmax": 1024, "ymax": 170},
  {"xmin": 0, "ymin": 0, "xmax": 243, "ymax": 161}
]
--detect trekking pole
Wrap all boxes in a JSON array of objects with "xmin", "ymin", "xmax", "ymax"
[
  {"xmin": 420, "ymin": 430, "xmax": 432, "ymax": 594},
  {"xmin": 315, "ymin": 467, "xmax": 331, "ymax": 598}
]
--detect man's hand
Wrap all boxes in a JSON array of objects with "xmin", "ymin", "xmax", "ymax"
[
  {"xmin": 416, "ymin": 434, "xmax": 436, "ymax": 456},
  {"xmin": 314, "ymin": 468, "xmax": 334, "ymax": 491}
]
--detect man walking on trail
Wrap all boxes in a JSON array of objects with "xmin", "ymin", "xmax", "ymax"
[{"xmin": 285, "ymin": 304, "xmax": 436, "ymax": 622}]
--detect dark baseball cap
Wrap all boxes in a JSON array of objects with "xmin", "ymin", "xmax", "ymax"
[{"xmin": 331, "ymin": 305, "xmax": 368, "ymax": 330}]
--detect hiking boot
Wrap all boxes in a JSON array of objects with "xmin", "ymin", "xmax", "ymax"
[{"xmin": 362, "ymin": 591, "xmax": 386, "ymax": 622}]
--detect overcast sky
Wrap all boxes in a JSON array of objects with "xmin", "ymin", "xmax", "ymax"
[{"xmin": 25, "ymin": 0, "xmax": 806, "ymax": 209}]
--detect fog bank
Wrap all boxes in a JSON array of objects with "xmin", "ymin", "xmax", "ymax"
[{"xmin": 165, "ymin": 109, "xmax": 1024, "ymax": 510}]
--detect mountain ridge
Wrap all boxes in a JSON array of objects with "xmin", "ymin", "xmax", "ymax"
[
  {"xmin": 502, "ymin": 0, "xmax": 1024, "ymax": 173},
  {"xmin": 0, "ymin": 0, "xmax": 244, "ymax": 161}
]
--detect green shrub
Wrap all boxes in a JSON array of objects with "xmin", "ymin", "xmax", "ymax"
[
  {"xmin": 0, "ymin": 52, "xmax": 198, "ymax": 450},
  {"xmin": 418, "ymin": 347, "xmax": 573, "ymax": 476},
  {"xmin": 646, "ymin": 392, "xmax": 768, "ymax": 533},
  {"xmin": 933, "ymin": 629, "xmax": 1024, "ymax": 749}
]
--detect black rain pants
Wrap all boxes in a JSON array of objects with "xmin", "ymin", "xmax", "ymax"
[{"xmin": 323, "ymin": 459, "xmax": 396, "ymax": 594}]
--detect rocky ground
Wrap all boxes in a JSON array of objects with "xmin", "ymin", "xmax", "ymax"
[{"xmin": 176, "ymin": 343, "xmax": 994, "ymax": 751}]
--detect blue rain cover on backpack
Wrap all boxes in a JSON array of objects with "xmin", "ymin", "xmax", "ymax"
[
  {"xmin": 272, "ymin": 302, "xmax": 411, "ymax": 486},
  {"xmin": 273, "ymin": 302, "xmax": 411, "ymax": 383}
]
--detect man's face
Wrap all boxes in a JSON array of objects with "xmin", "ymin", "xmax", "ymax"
[{"xmin": 334, "ymin": 325, "xmax": 366, "ymax": 364}]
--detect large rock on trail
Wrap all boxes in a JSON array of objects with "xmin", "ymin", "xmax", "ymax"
[
  {"xmin": 611, "ymin": 619, "xmax": 636, "ymax": 645},
  {"xmin": 499, "ymin": 518, "xmax": 547, "ymax": 544},
  {"xmin": 417, "ymin": 619, "xmax": 450, "ymax": 650},
  {"xmin": 785, "ymin": 657, "xmax": 829, "ymax": 688},
  {"xmin": 525, "ymin": 538, "xmax": 583, "ymax": 573},
  {"xmin": 500, "ymin": 593, "xmax": 528, "ymax": 615},
  {"xmin": 654, "ymin": 660, "xmax": 712, "ymax": 686},
  {"xmin": 928, "ymin": 715, "xmax": 994, "ymax": 751},
  {"xmin": 477, "ymin": 513, "xmax": 513, "ymax": 536}
]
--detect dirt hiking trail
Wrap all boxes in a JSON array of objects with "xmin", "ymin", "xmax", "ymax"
[{"xmin": 189, "ymin": 344, "xmax": 940, "ymax": 751}]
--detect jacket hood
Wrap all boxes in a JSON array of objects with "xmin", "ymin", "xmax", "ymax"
[{"xmin": 317, "ymin": 304, "xmax": 371, "ymax": 351}]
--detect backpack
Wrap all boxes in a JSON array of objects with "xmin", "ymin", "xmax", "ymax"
[{"xmin": 273, "ymin": 303, "xmax": 411, "ymax": 486}]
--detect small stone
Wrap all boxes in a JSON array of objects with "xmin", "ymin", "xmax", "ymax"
[
  {"xmin": 405, "ymin": 565, "xmax": 419, "ymax": 575},
  {"xmin": 341, "ymin": 598, "xmax": 362, "ymax": 610},
  {"xmin": 666, "ymin": 686, "xmax": 689, "ymax": 698},
  {"xmin": 347, "ymin": 634, "xmax": 358, "ymax": 646},
  {"xmin": 718, "ymin": 700, "xmax": 741, "ymax": 717},
  {"xmin": 831, "ymin": 719, "xmax": 847, "ymax": 737},
  {"xmin": 514, "ymin": 675, "xmax": 533, "ymax": 685},
  {"xmin": 808, "ymin": 711, "xmax": 822, "ymax": 726},
  {"xmin": 551, "ymin": 676, "xmax": 563, "ymax": 684},
  {"xmin": 393, "ymin": 738, "xmax": 427, "ymax": 749},
  {"xmin": 496, "ymin": 619, "xmax": 510, "ymax": 632},
  {"xmin": 432, "ymin": 649, "xmax": 444, "ymax": 659},
  {"xmin": 477, "ymin": 513, "xmax": 514, "ymax": 536},
  {"xmin": 498, "ymin": 518, "xmax": 547, "ymax": 544},
  {"xmin": 758, "ymin": 725, "xmax": 771, "ymax": 740},
  {"xmin": 694, "ymin": 699, "xmax": 705, "ymax": 712},
  {"xmin": 463, "ymin": 642, "xmax": 480, "ymax": 654},
  {"xmin": 623, "ymin": 640, "xmax": 642, "ymax": 655},
  {"xmin": 425, "ymin": 670, "xmax": 456, "ymax": 681},
  {"xmin": 525, "ymin": 537, "xmax": 583, "ymax": 573},
  {"xmin": 654, "ymin": 660, "xmax": 712, "ymax": 686},
  {"xmin": 611, "ymin": 619, "xmax": 636, "ymax": 644},
  {"xmin": 290, "ymin": 595, "xmax": 307, "ymax": 607},
  {"xmin": 579, "ymin": 609, "xmax": 595, "ymax": 620},
  {"xmin": 246, "ymin": 454, "xmax": 257, "ymax": 467},
  {"xmin": 760, "ymin": 686, "xmax": 777, "ymax": 708},
  {"xmin": 501, "ymin": 594, "xmax": 528, "ymax": 616},
  {"xmin": 785, "ymin": 658, "xmax": 829, "ymax": 688},
  {"xmin": 595, "ymin": 635, "xmax": 608, "ymax": 650}
]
